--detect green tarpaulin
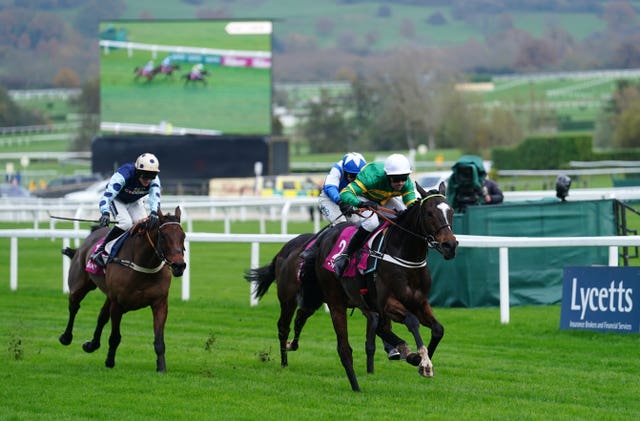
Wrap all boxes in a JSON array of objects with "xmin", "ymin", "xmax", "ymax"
[{"xmin": 428, "ymin": 199, "xmax": 617, "ymax": 307}]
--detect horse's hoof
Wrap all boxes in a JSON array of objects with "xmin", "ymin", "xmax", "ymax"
[
  {"xmin": 406, "ymin": 353, "xmax": 422, "ymax": 366},
  {"xmin": 82, "ymin": 341, "xmax": 99, "ymax": 353},
  {"xmin": 105, "ymin": 359, "xmax": 115, "ymax": 368},
  {"xmin": 59, "ymin": 333, "xmax": 72, "ymax": 346},
  {"xmin": 418, "ymin": 365, "xmax": 434, "ymax": 377},
  {"xmin": 286, "ymin": 341, "xmax": 298, "ymax": 351}
]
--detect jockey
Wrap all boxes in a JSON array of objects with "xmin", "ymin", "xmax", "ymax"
[
  {"xmin": 143, "ymin": 60, "xmax": 154, "ymax": 75},
  {"xmin": 332, "ymin": 153, "xmax": 417, "ymax": 277},
  {"xmin": 191, "ymin": 63, "xmax": 204, "ymax": 78},
  {"xmin": 318, "ymin": 152, "xmax": 367, "ymax": 226},
  {"xmin": 90, "ymin": 153, "xmax": 162, "ymax": 267},
  {"xmin": 161, "ymin": 56, "xmax": 172, "ymax": 72}
]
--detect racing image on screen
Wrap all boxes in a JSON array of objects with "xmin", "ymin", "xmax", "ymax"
[{"xmin": 99, "ymin": 20, "xmax": 272, "ymax": 136}]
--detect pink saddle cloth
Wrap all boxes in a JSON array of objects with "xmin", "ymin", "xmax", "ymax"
[
  {"xmin": 322, "ymin": 226, "xmax": 370, "ymax": 277},
  {"xmin": 85, "ymin": 239, "xmax": 105, "ymax": 275}
]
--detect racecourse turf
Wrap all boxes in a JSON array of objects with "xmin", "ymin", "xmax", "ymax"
[{"xmin": 0, "ymin": 221, "xmax": 638, "ymax": 420}]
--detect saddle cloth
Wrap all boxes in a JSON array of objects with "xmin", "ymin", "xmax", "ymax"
[{"xmin": 321, "ymin": 225, "xmax": 385, "ymax": 277}]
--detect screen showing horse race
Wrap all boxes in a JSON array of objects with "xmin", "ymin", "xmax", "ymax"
[{"xmin": 99, "ymin": 20, "xmax": 272, "ymax": 136}]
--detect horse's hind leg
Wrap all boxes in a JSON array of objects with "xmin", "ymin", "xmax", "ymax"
[
  {"xmin": 364, "ymin": 311, "xmax": 379, "ymax": 374},
  {"xmin": 151, "ymin": 299, "xmax": 168, "ymax": 372},
  {"xmin": 288, "ymin": 306, "xmax": 315, "ymax": 352},
  {"xmin": 82, "ymin": 298, "xmax": 110, "ymax": 353},
  {"xmin": 59, "ymin": 279, "xmax": 97, "ymax": 346},
  {"xmin": 277, "ymin": 300, "xmax": 296, "ymax": 367}
]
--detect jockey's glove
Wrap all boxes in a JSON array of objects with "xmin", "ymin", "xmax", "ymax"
[
  {"xmin": 148, "ymin": 211, "xmax": 159, "ymax": 229},
  {"xmin": 338, "ymin": 200, "xmax": 354, "ymax": 216},
  {"xmin": 357, "ymin": 200, "xmax": 378, "ymax": 210},
  {"xmin": 99, "ymin": 212, "xmax": 110, "ymax": 227}
]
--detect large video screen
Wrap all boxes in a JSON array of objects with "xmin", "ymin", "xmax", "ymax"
[{"xmin": 99, "ymin": 20, "xmax": 272, "ymax": 136}]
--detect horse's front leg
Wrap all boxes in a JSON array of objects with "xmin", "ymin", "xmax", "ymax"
[
  {"xmin": 404, "ymin": 312, "xmax": 434, "ymax": 377},
  {"xmin": 151, "ymin": 299, "xmax": 168, "ymax": 373},
  {"xmin": 82, "ymin": 298, "xmax": 110, "ymax": 353},
  {"xmin": 328, "ymin": 305, "xmax": 360, "ymax": 392},
  {"xmin": 105, "ymin": 302, "xmax": 123, "ymax": 368}
]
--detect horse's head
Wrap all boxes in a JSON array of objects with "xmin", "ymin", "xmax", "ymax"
[
  {"xmin": 157, "ymin": 207, "xmax": 187, "ymax": 277},
  {"xmin": 414, "ymin": 181, "xmax": 458, "ymax": 260}
]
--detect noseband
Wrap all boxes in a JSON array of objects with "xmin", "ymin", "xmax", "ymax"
[{"xmin": 418, "ymin": 193, "xmax": 453, "ymax": 250}]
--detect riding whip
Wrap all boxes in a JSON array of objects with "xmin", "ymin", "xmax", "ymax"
[{"xmin": 48, "ymin": 213, "xmax": 114, "ymax": 224}]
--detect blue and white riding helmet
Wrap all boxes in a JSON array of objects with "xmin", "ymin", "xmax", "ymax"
[{"xmin": 342, "ymin": 152, "xmax": 367, "ymax": 176}]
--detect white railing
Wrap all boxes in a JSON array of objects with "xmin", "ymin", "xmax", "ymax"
[{"xmin": 2, "ymin": 228, "xmax": 639, "ymax": 324}]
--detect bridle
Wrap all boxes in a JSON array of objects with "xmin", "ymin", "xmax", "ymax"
[
  {"xmin": 145, "ymin": 221, "xmax": 184, "ymax": 267},
  {"xmin": 371, "ymin": 193, "xmax": 452, "ymax": 250}
]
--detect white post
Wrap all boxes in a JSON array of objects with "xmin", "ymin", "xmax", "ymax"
[
  {"xmin": 10, "ymin": 237, "xmax": 18, "ymax": 291},
  {"xmin": 281, "ymin": 201, "xmax": 291, "ymax": 234},
  {"xmin": 499, "ymin": 247, "xmax": 510, "ymax": 324},
  {"xmin": 62, "ymin": 238, "xmax": 70, "ymax": 293},
  {"xmin": 608, "ymin": 246, "xmax": 618, "ymax": 266},
  {"xmin": 182, "ymin": 240, "xmax": 191, "ymax": 301},
  {"xmin": 250, "ymin": 242, "xmax": 259, "ymax": 306}
]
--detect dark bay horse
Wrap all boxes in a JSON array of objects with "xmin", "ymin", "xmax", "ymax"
[
  {"xmin": 304, "ymin": 182, "xmax": 458, "ymax": 391},
  {"xmin": 246, "ymin": 231, "xmax": 417, "ymax": 374},
  {"xmin": 182, "ymin": 70, "xmax": 210, "ymax": 86},
  {"xmin": 59, "ymin": 207, "xmax": 186, "ymax": 372},
  {"xmin": 134, "ymin": 66, "xmax": 160, "ymax": 82}
]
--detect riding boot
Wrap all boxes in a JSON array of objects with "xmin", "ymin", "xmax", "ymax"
[
  {"xmin": 91, "ymin": 226, "xmax": 125, "ymax": 267},
  {"xmin": 333, "ymin": 226, "xmax": 370, "ymax": 277}
]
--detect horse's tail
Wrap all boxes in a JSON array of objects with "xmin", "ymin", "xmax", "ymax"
[
  {"xmin": 244, "ymin": 259, "xmax": 276, "ymax": 300},
  {"xmin": 62, "ymin": 247, "xmax": 76, "ymax": 259}
]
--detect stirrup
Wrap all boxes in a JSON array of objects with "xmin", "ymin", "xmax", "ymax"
[{"xmin": 91, "ymin": 252, "xmax": 108, "ymax": 268}]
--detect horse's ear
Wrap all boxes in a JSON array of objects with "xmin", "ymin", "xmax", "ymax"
[
  {"xmin": 438, "ymin": 181, "xmax": 446, "ymax": 195},
  {"xmin": 158, "ymin": 208, "xmax": 164, "ymax": 219},
  {"xmin": 415, "ymin": 181, "xmax": 428, "ymax": 198},
  {"xmin": 175, "ymin": 206, "xmax": 181, "ymax": 221}
]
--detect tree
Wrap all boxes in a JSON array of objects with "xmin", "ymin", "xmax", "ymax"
[{"xmin": 69, "ymin": 78, "xmax": 99, "ymax": 151}]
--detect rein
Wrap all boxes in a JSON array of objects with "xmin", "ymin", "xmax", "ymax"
[{"xmin": 112, "ymin": 221, "xmax": 181, "ymax": 273}]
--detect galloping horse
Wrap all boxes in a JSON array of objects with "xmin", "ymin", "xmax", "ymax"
[
  {"xmin": 303, "ymin": 182, "xmax": 458, "ymax": 391},
  {"xmin": 134, "ymin": 66, "xmax": 160, "ymax": 82},
  {"xmin": 246, "ymin": 229, "xmax": 427, "ymax": 374},
  {"xmin": 182, "ymin": 70, "xmax": 210, "ymax": 86},
  {"xmin": 58, "ymin": 207, "xmax": 186, "ymax": 372},
  {"xmin": 158, "ymin": 63, "xmax": 180, "ymax": 77}
]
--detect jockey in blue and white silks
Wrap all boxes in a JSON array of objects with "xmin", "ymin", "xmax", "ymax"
[
  {"xmin": 91, "ymin": 153, "xmax": 162, "ymax": 267},
  {"xmin": 318, "ymin": 152, "xmax": 366, "ymax": 225}
]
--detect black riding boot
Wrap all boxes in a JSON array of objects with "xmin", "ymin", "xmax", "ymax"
[
  {"xmin": 91, "ymin": 226, "xmax": 125, "ymax": 267},
  {"xmin": 333, "ymin": 226, "xmax": 370, "ymax": 277}
]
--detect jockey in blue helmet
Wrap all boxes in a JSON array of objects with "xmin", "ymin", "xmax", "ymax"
[{"xmin": 318, "ymin": 152, "xmax": 367, "ymax": 225}]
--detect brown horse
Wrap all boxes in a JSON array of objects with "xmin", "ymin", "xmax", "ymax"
[
  {"xmin": 302, "ymin": 182, "xmax": 458, "ymax": 391},
  {"xmin": 58, "ymin": 207, "xmax": 186, "ymax": 372}
]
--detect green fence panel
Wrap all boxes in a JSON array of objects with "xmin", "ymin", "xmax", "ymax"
[{"xmin": 429, "ymin": 199, "xmax": 617, "ymax": 307}]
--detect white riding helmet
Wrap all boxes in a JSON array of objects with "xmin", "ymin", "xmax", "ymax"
[
  {"xmin": 383, "ymin": 154, "xmax": 412, "ymax": 175},
  {"xmin": 135, "ymin": 153, "xmax": 160, "ymax": 173}
]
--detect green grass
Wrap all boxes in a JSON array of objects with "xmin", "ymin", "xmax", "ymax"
[{"xmin": 1, "ymin": 222, "xmax": 639, "ymax": 420}]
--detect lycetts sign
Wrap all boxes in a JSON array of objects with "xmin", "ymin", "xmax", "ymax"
[{"xmin": 560, "ymin": 266, "xmax": 639, "ymax": 333}]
